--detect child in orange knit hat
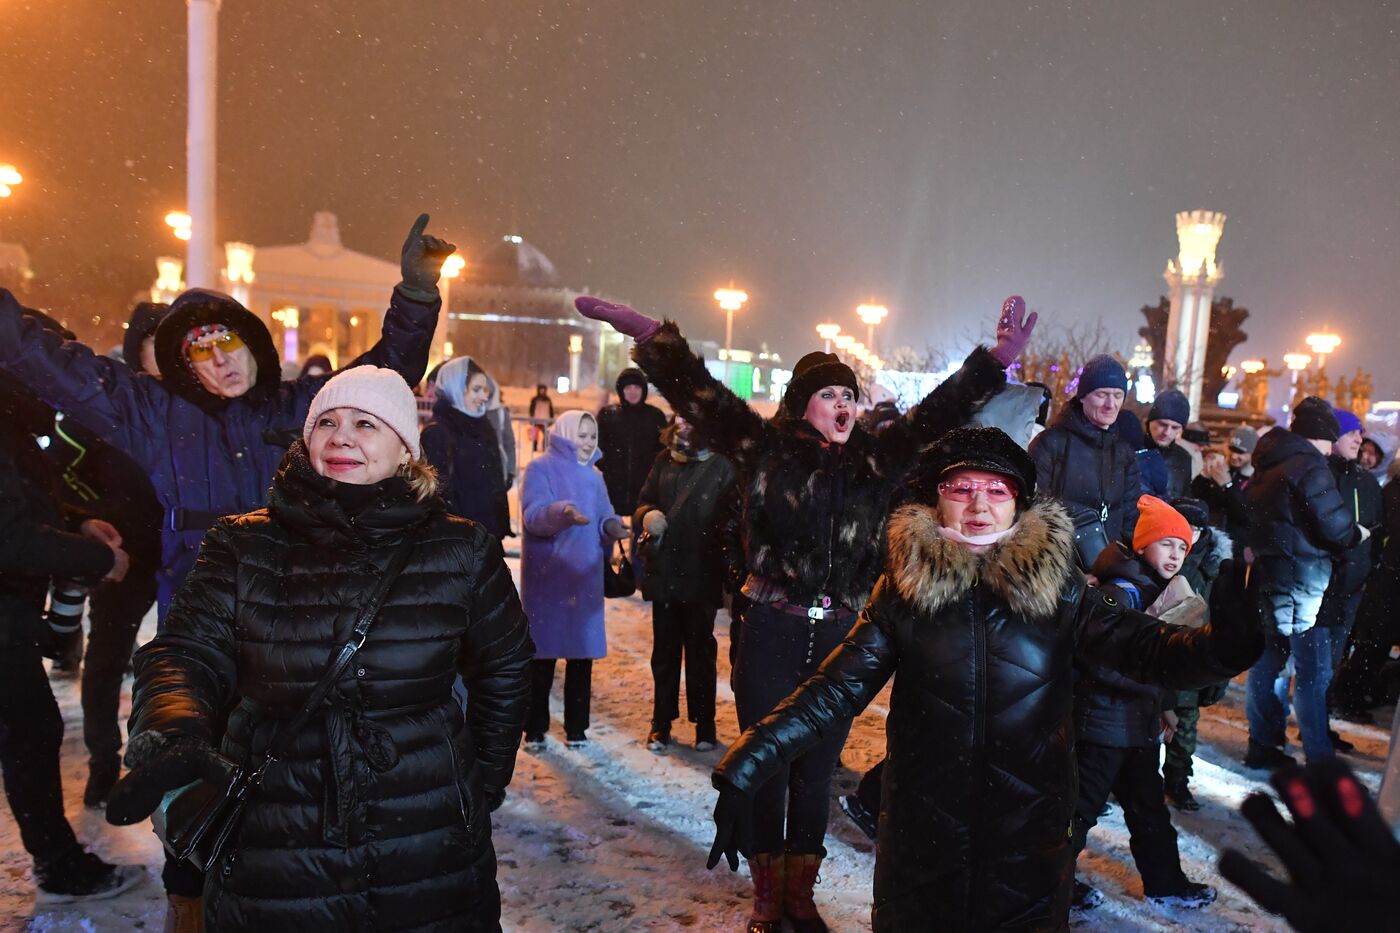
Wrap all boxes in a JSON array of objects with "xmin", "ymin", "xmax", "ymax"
[{"xmin": 1069, "ymin": 496, "xmax": 1217, "ymax": 913}]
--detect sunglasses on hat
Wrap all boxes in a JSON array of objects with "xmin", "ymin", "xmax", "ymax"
[{"xmin": 185, "ymin": 331, "xmax": 246, "ymax": 362}]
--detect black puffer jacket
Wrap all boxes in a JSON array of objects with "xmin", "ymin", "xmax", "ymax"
[
  {"xmin": 420, "ymin": 395, "xmax": 511, "ymax": 539},
  {"xmin": 1244, "ymin": 427, "xmax": 1360, "ymax": 632},
  {"xmin": 1315, "ymin": 454, "xmax": 1384, "ymax": 628},
  {"xmin": 1075, "ymin": 543, "xmax": 1168, "ymax": 748},
  {"xmin": 1152, "ymin": 438, "xmax": 1194, "ymax": 499},
  {"xmin": 714, "ymin": 499, "xmax": 1257, "ymax": 932},
  {"xmin": 634, "ymin": 448, "xmax": 737, "ymax": 606},
  {"xmin": 633, "ymin": 321, "xmax": 1006, "ymax": 611},
  {"xmin": 1029, "ymin": 403, "xmax": 1142, "ymax": 550},
  {"xmin": 127, "ymin": 444, "xmax": 534, "ymax": 931},
  {"xmin": 596, "ymin": 370, "xmax": 668, "ymax": 515}
]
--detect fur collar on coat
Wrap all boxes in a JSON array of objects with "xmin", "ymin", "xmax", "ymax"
[{"xmin": 886, "ymin": 498, "xmax": 1075, "ymax": 622}]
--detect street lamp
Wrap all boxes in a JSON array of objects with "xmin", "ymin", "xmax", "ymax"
[
  {"xmin": 1240, "ymin": 360, "xmax": 1265, "ymax": 375},
  {"xmin": 434, "ymin": 253, "xmax": 466, "ymax": 369},
  {"xmin": 0, "ymin": 163, "xmax": 21, "ymax": 199},
  {"xmin": 856, "ymin": 303, "xmax": 888, "ymax": 351},
  {"xmin": 714, "ymin": 286, "xmax": 748, "ymax": 388},
  {"xmin": 833, "ymin": 334, "xmax": 855, "ymax": 352},
  {"xmin": 165, "ymin": 210, "xmax": 193, "ymax": 242},
  {"xmin": 816, "ymin": 323, "xmax": 841, "ymax": 353},
  {"xmin": 1284, "ymin": 352, "xmax": 1313, "ymax": 411},
  {"xmin": 1305, "ymin": 332, "xmax": 1341, "ymax": 369}
]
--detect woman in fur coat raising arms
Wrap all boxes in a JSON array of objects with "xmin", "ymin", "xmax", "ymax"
[
  {"xmin": 575, "ymin": 294, "xmax": 1036, "ymax": 931},
  {"xmin": 706, "ymin": 428, "xmax": 1263, "ymax": 933}
]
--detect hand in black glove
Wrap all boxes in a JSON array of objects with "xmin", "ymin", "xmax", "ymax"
[
  {"xmin": 706, "ymin": 779, "xmax": 755, "ymax": 871},
  {"xmin": 398, "ymin": 213, "xmax": 458, "ymax": 301},
  {"xmin": 105, "ymin": 734, "xmax": 234, "ymax": 827},
  {"xmin": 1220, "ymin": 758, "xmax": 1400, "ymax": 932}
]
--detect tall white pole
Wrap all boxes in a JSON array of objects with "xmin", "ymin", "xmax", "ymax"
[
  {"xmin": 723, "ymin": 307, "xmax": 734, "ymax": 390},
  {"xmin": 186, "ymin": 0, "xmax": 221, "ymax": 288}
]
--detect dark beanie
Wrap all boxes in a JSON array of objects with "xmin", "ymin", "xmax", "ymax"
[
  {"xmin": 782, "ymin": 351, "xmax": 859, "ymax": 416},
  {"xmin": 1291, "ymin": 396, "xmax": 1341, "ymax": 442},
  {"xmin": 1147, "ymin": 389, "xmax": 1190, "ymax": 427},
  {"xmin": 1075, "ymin": 355, "xmax": 1127, "ymax": 397},
  {"xmin": 910, "ymin": 426, "xmax": 1038, "ymax": 509},
  {"xmin": 615, "ymin": 367, "xmax": 649, "ymax": 403},
  {"xmin": 1169, "ymin": 496, "xmax": 1210, "ymax": 529}
]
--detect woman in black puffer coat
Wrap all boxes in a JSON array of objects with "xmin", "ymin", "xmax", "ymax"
[
  {"xmin": 708, "ymin": 428, "xmax": 1261, "ymax": 932},
  {"xmin": 108, "ymin": 367, "xmax": 535, "ymax": 932},
  {"xmin": 577, "ymin": 295, "xmax": 1031, "ymax": 931}
]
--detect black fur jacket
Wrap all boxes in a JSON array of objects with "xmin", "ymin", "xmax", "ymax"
[{"xmin": 632, "ymin": 321, "xmax": 1007, "ymax": 610}]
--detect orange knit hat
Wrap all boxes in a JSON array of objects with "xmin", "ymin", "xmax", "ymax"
[{"xmin": 1132, "ymin": 495, "xmax": 1193, "ymax": 555}]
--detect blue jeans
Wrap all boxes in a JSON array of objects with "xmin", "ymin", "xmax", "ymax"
[{"xmin": 1247, "ymin": 627, "xmax": 1335, "ymax": 763}]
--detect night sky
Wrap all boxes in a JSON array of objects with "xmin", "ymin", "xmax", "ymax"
[{"xmin": 3, "ymin": 2, "xmax": 1398, "ymax": 397}]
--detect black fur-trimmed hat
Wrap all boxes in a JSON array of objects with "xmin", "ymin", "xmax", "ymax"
[
  {"xmin": 783, "ymin": 351, "xmax": 859, "ymax": 416},
  {"xmin": 910, "ymin": 426, "xmax": 1037, "ymax": 509},
  {"xmin": 154, "ymin": 288, "xmax": 280, "ymax": 408}
]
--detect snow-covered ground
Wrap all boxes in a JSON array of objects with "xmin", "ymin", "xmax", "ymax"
[{"xmin": 2, "ymin": 557, "xmax": 1392, "ymax": 931}]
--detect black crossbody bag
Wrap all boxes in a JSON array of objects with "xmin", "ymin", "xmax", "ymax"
[{"xmin": 152, "ymin": 537, "xmax": 416, "ymax": 871}]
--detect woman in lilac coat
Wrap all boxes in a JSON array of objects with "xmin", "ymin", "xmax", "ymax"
[{"xmin": 520, "ymin": 410, "xmax": 629, "ymax": 748}]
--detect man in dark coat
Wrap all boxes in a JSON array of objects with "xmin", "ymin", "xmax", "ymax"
[
  {"xmin": 0, "ymin": 376, "xmax": 144, "ymax": 902},
  {"xmin": 1190, "ymin": 424, "xmax": 1255, "ymax": 539},
  {"xmin": 1313, "ymin": 407, "xmax": 1383, "ymax": 750},
  {"xmin": 1029, "ymin": 354, "xmax": 1143, "ymax": 565},
  {"xmin": 707, "ymin": 428, "xmax": 1260, "ymax": 932},
  {"xmin": 1332, "ymin": 461, "xmax": 1400, "ymax": 721},
  {"xmin": 1243, "ymin": 397, "xmax": 1365, "ymax": 769},
  {"xmin": 596, "ymin": 367, "xmax": 667, "ymax": 515},
  {"xmin": 1144, "ymin": 388, "xmax": 1193, "ymax": 498},
  {"xmin": 634, "ymin": 417, "xmax": 737, "ymax": 751}
]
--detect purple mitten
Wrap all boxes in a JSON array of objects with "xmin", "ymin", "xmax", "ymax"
[
  {"xmin": 574, "ymin": 296, "xmax": 662, "ymax": 343},
  {"xmin": 990, "ymin": 295, "xmax": 1039, "ymax": 366}
]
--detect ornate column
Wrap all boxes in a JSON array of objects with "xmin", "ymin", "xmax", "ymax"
[{"xmin": 1162, "ymin": 210, "xmax": 1226, "ymax": 416}]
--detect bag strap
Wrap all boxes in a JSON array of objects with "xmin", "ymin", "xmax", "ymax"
[
  {"xmin": 667, "ymin": 455, "xmax": 722, "ymax": 525},
  {"xmin": 253, "ymin": 536, "xmax": 417, "ymax": 776}
]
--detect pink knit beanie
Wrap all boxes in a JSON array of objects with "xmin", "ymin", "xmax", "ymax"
[{"xmin": 303, "ymin": 366, "xmax": 422, "ymax": 458}]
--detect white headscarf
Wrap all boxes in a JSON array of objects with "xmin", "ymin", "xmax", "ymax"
[{"xmin": 551, "ymin": 409, "xmax": 595, "ymax": 446}]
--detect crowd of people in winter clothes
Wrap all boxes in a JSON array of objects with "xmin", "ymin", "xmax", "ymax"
[{"xmin": 2, "ymin": 229, "xmax": 1399, "ymax": 933}]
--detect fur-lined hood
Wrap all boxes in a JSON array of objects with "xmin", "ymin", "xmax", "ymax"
[{"xmin": 886, "ymin": 498, "xmax": 1075, "ymax": 621}]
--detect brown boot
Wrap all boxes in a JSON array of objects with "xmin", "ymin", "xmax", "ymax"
[
  {"xmin": 783, "ymin": 850, "xmax": 829, "ymax": 933},
  {"xmin": 745, "ymin": 852, "xmax": 784, "ymax": 932},
  {"xmin": 163, "ymin": 894, "xmax": 204, "ymax": 933}
]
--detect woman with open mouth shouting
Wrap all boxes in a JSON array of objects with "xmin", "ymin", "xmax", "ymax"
[{"xmin": 575, "ymin": 293, "xmax": 1037, "ymax": 932}]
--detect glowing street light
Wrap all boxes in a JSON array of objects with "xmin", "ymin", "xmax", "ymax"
[
  {"xmin": 1240, "ymin": 360, "xmax": 1266, "ymax": 375},
  {"xmin": 1305, "ymin": 331, "xmax": 1341, "ymax": 368},
  {"xmin": 165, "ymin": 210, "xmax": 193, "ymax": 242},
  {"xmin": 1283, "ymin": 352, "xmax": 1312, "ymax": 372},
  {"xmin": 433, "ymin": 253, "xmax": 467, "ymax": 369},
  {"xmin": 816, "ymin": 323, "xmax": 841, "ymax": 353},
  {"xmin": 714, "ymin": 286, "xmax": 748, "ymax": 387},
  {"xmin": 0, "ymin": 163, "xmax": 21, "ymax": 199},
  {"xmin": 833, "ymin": 334, "xmax": 855, "ymax": 351},
  {"xmin": 856, "ymin": 302, "xmax": 889, "ymax": 351}
]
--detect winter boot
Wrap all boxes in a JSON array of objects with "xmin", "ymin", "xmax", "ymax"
[
  {"xmin": 84, "ymin": 756, "xmax": 121, "ymax": 809},
  {"xmin": 1329, "ymin": 728, "xmax": 1356, "ymax": 753},
  {"xmin": 1145, "ymin": 880, "xmax": 1217, "ymax": 910},
  {"xmin": 565, "ymin": 730, "xmax": 589, "ymax": 747},
  {"xmin": 34, "ymin": 848, "xmax": 145, "ymax": 904},
  {"xmin": 745, "ymin": 852, "xmax": 784, "ymax": 933},
  {"xmin": 1243, "ymin": 739, "xmax": 1296, "ymax": 771},
  {"xmin": 1162, "ymin": 768, "xmax": 1201, "ymax": 812},
  {"xmin": 694, "ymin": 720, "xmax": 717, "ymax": 752},
  {"xmin": 163, "ymin": 894, "xmax": 205, "ymax": 933},
  {"xmin": 646, "ymin": 725, "xmax": 671, "ymax": 751},
  {"xmin": 522, "ymin": 732, "xmax": 546, "ymax": 751},
  {"xmin": 783, "ymin": 850, "xmax": 829, "ymax": 933},
  {"xmin": 839, "ymin": 794, "xmax": 878, "ymax": 841}
]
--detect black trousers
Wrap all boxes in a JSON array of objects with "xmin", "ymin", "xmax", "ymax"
[
  {"xmin": 856, "ymin": 757, "xmax": 885, "ymax": 816},
  {"xmin": 732, "ymin": 602, "xmax": 854, "ymax": 855},
  {"xmin": 83, "ymin": 565, "xmax": 157, "ymax": 763},
  {"xmin": 525, "ymin": 658, "xmax": 593, "ymax": 735},
  {"xmin": 650, "ymin": 600, "xmax": 718, "ymax": 728},
  {"xmin": 1071, "ymin": 742, "xmax": 1187, "ymax": 895},
  {"xmin": 0, "ymin": 645, "xmax": 81, "ymax": 863}
]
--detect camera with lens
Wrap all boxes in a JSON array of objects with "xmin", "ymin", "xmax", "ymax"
[{"xmin": 41, "ymin": 580, "xmax": 88, "ymax": 662}]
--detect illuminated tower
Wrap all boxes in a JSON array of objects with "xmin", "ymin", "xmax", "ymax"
[{"xmin": 1162, "ymin": 210, "xmax": 1226, "ymax": 416}]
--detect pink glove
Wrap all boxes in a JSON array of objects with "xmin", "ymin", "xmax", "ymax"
[
  {"xmin": 990, "ymin": 295, "xmax": 1039, "ymax": 366},
  {"xmin": 575, "ymin": 296, "xmax": 662, "ymax": 343}
]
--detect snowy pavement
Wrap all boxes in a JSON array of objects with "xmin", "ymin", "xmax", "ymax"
[{"xmin": 2, "ymin": 557, "xmax": 1391, "ymax": 931}]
